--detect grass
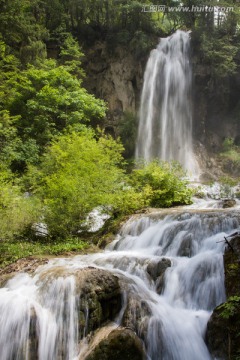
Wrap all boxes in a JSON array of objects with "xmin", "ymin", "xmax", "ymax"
[
  {"xmin": 0, "ymin": 238, "xmax": 90, "ymax": 268},
  {"xmin": 221, "ymin": 149, "xmax": 240, "ymax": 163},
  {"xmin": 0, "ymin": 213, "xmax": 127, "ymax": 269}
]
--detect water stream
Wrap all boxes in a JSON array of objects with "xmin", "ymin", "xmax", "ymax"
[
  {"xmin": 135, "ymin": 30, "xmax": 199, "ymax": 176},
  {"xmin": 0, "ymin": 205, "xmax": 239, "ymax": 359}
]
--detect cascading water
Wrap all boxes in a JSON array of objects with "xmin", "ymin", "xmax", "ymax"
[
  {"xmin": 0, "ymin": 207, "xmax": 239, "ymax": 359},
  {"xmin": 135, "ymin": 30, "xmax": 199, "ymax": 176}
]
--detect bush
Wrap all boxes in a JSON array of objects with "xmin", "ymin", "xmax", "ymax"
[
  {"xmin": 130, "ymin": 160, "xmax": 193, "ymax": 208},
  {"xmin": 27, "ymin": 140, "xmax": 193, "ymax": 239},
  {"xmin": 223, "ymin": 137, "xmax": 234, "ymax": 152},
  {"xmin": 220, "ymin": 139, "xmax": 240, "ymax": 176},
  {"xmin": 0, "ymin": 170, "xmax": 40, "ymax": 241}
]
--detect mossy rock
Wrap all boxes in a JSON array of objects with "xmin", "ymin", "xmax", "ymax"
[
  {"xmin": 84, "ymin": 328, "xmax": 146, "ymax": 360},
  {"xmin": 206, "ymin": 235, "xmax": 240, "ymax": 359}
]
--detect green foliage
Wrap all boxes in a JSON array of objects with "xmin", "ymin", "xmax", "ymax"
[
  {"xmin": 130, "ymin": 160, "xmax": 193, "ymax": 208},
  {"xmin": 218, "ymin": 296, "xmax": 240, "ymax": 319},
  {"xmin": 219, "ymin": 175, "xmax": 238, "ymax": 188},
  {"xmin": 0, "ymin": 110, "xmax": 20, "ymax": 165},
  {"xmin": 220, "ymin": 138, "xmax": 240, "ymax": 176},
  {"xmin": 129, "ymin": 30, "xmax": 154, "ymax": 58},
  {"xmin": 0, "ymin": 58, "xmax": 106, "ymax": 171},
  {"xmin": 0, "ymin": 170, "xmax": 41, "ymax": 241},
  {"xmin": 0, "ymin": 0, "xmax": 48, "ymax": 64},
  {"xmin": 200, "ymin": 33, "xmax": 238, "ymax": 77},
  {"xmin": 59, "ymin": 34, "xmax": 85, "ymax": 77},
  {"xmin": 223, "ymin": 137, "xmax": 234, "ymax": 152},
  {"xmin": 111, "ymin": 186, "xmax": 146, "ymax": 215},
  {"xmin": 0, "ymin": 238, "xmax": 89, "ymax": 268},
  {"xmin": 118, "ymin": 111, "xmax": 137, "ymax": 158},
  {"xmin": 29, "ymin": 129, "xmax": 126, "ymax": 238},
  {"xmin": 221, "ymin": 149, "xmax": 240, "ymax": 164}
]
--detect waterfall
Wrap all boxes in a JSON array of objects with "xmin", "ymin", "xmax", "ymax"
[
  {"xmin": 136, "ymin": 30, "xmax": 199, "ymax": 176},
  {"xmin": 0, "ymin": 208, "xmax": 239, "ymax": 359}
]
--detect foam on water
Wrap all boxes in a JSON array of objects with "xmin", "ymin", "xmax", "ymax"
[{"xmin": 0, "ymin": 207, "xmax": 239, "ymax": 359}]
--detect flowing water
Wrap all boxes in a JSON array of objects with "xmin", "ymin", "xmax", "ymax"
[
  {"xmin": 135, "ymin": 30, "xmax": 199, "ymax": 176},
  {"xmin": 0, "ymin": 206, "xmax": 240, "ymax": 360}
]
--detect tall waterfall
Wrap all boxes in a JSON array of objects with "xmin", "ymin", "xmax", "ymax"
[
  {"xmin": 0, "ymin": 207, "xmax": 239, "ymax": 359},
  {"xmin": 136, "ymin": 30, "xmax": 198, "ymax": 175}
]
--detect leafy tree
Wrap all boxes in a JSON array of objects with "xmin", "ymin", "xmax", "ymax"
[
  {"xmin": 43, "ymin": 0, "xmax": 66, "ymax": 32},
  {"xmin": 0, "ymin": 110, "xmax": 21, "ymax": 166},
  {"xmin": 59, "ymin": 34, "xmax": 85, "ymax": 77},
  {"xmin": 0, "ymin": 58, "xmax": 106, "ymax": 171},
  {"xmin": 30, "ymin": 129, "xmax": 126, "ymax": 238},
  {"xmin": 0, "ymin": 0, "xmax": 48, "ymax": 64},
  {"xmin": 199, "ymin": 33, "xmax": 238, "ymax": 77}
]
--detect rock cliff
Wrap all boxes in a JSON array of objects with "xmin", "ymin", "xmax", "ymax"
[{"xmin": 206, "ymin": 235, "xmax": 240, "ymax": 359}]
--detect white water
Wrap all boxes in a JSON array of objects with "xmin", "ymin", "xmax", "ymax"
[
  {"xmin": 135, "ymin": 30, "xmax": 199, "ymax": 176},
  {"xmin": 0, "ymin": 208, "xmax": 239, "ymax": 359}
]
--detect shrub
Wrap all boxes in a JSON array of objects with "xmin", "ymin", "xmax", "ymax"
[
  {"xmin": 130, "ymin": 160, "xmax": 193, "ymax": 208},
  {"xmin": 0, "ymin": 169, "xmax": 40, "ymax": 241},
  {"xmin": 30, "ymin": 129, "xmax": 126, "ymax": 238}
]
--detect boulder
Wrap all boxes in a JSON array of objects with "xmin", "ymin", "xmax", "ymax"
[
  {"xmin": 25, "ymin": 267, "xmax": 122, "ymax": 359},
  {"xmin": 224, "ymin": 235, "xmax": 240, "ymax": 297},
  {"xmin": 146, "ymin": 258, "xmax": 171, "ymax": 294},
  {"xmin": 38, "ymin": 266, "xmax": 122, "ymax": 336},
  {"xmin": 206, "ymin": 307, "xmax": 228, "ymax": 360},
  {"xmin": 122, "ymin": 297, "xmax": 151, "ymax": 340},
  {"xmin": 206, "ymin": 235, "xmax": 240, "ymax": 359},
  {"xmin": 220, "ymin": 199, "xmax": 236, "ymax": 208},
  {"xmin": 75, "ymin": 268, "xmax": 122, "ymax": 333},
  {"xmin": 146, "ymin": 258, "xmax": 171, "ymax": 281},
  {"xmin": 83, "ymin": 327, "xmax": 146, "ymax": 360},
  {"xmin": 177, "ymin": 234, "xmax": 193, "ymax": 257}
]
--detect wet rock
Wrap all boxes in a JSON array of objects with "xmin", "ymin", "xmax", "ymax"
[
  {"xmin": 74, "ymin": 268, "xmax": 122, "ymax": 333},
  {"xmin": 84, "ymin": 327, "xmax": 146, "ymax": 360},
  {"xmin": 38, "ymin": 266, "xmax": 122, "ymax": 335},
  {"xmin": 146, "ymin": 258, "xmax": 171, "ymax": 294},
  {"xmin": 0, "ymin": 257, "xmax": 49, "ymax": 287},
  {"xmin": 27, "ymin": 267, "xmax": 122, "ymax": 357},
  {"xmin": 206, "ymin": 301, "xmax": 240, "ymax": 360},
  {"xmin": 29, "ymin": 308, "xmax": 39, "ymax": 360},
  {"xmin": 146, "ymin": 258, "xmax": 171, "ymax": 281},
  {"xmin": 206, "ymin": 234, "xmax": 240, "ymax": 359},
  {"xmin": 220, "ymin": 199, "xmax": 236, "ymax": 208},
  {"xmin": 199, "ymin": 171, "xmax": 217, "ymax": 183},
  {"xmin": 177, "ymin": 234, "xmax": 193, "ymax": 257},
  {"xmin": 156, "ymin": 275, "xmax": 165, "ymax": 294},
  {"xmin": 84, "ymin": 42, "xmax": 143, "ymax": 132},
  {"xmin": 122, "ymin": 297, "xmax": 151, "ymax": 336},
  {"xmin": 206, "ymin": 307, "xmax": 228, "ymax": 360},
  {"xmin": 224, "ymin": 235, "xmax": 240, "ymax": 297}
]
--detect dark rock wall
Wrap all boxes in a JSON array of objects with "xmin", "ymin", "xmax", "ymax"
[
  {"xmin": 192, "ymin": 61, "xmax": 240, "ymax": 152},
  {"xmin": 206, "ymin": 236, "xmax": 240, "ymax": 360},
  {"xmin": 82, "ymin": 42, "xmax": 145, "ymax": 136}
]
